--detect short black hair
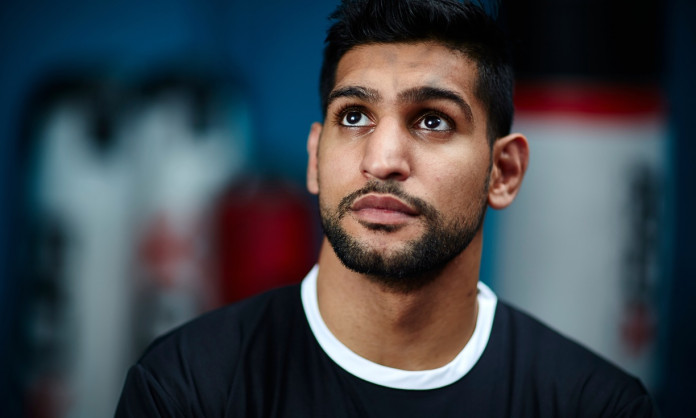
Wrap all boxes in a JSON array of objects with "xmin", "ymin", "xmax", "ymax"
[{"xmin": 319, "ymin": 0, "xmax": 513, "ymax": 143}]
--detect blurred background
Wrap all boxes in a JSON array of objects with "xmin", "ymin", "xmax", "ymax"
[{"xmin": 0, "ymin": 0, "xmax": 693, "ymax": 417}]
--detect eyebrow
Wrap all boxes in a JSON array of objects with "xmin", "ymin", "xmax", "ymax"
[
  {"xmin": 327, "ymin": 86, "xmax": 382, "ymax": 108},
  {"xmin": 398, "ymin": 86, "xmax": 474, "ymax": 124},
  {"xmin": 326, "ymin": 85, "xmax": 474, "ymax": 125}
]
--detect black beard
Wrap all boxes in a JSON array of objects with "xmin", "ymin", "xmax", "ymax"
[{"xmin": 319, "ymin": 180, "xmax": 487, "ymax": 293}]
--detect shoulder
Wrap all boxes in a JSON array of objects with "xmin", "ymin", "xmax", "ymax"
[
  {"xmin": 491, "ymin": 301, "xmax": 658, "ymax": 417},
  {"xmin": 140, "ymin": 284, "xmax": 301, "ymax": 369},
  {"xmin": 116, "ymin": 285, "xmax": 303, "ymax": 417},
  {"xmin": 494, "ymin": 301, "xmax": 631, "ymax": 378}
]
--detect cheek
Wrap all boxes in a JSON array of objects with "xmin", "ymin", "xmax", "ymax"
[
  {"xmin": 424, "ymin": 153, "xmax": 489, "ymax": 210},
  {"xmin": 317, "ymin": 146, "xmax": 359, "ymax": 201}
]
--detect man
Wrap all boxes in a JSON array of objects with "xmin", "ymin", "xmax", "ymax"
[{"xmin": 116, "ymin": 0, "xmax": 659, "ymax": 416}]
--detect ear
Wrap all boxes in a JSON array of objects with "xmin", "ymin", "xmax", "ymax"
[
  {"xmin": 306, "ymin": 122, "xmax": 323, "ymax": 195},
  {"xmin": 488, "ymin": 132, "xmax": 529, "ymax": 209}
]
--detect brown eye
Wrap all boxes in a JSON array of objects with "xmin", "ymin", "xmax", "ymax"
[
  {"xmin": 341, "ymin": 111, "xmax": 370, "ymax": 126},
  {"xmin": 418, "ymin": 114, "xmax": 452, "ymax": 131}
]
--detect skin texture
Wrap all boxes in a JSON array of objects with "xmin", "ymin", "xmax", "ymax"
[{"xmin": 306, "ymin": 42, "xmax": 529, "ymax": 370}]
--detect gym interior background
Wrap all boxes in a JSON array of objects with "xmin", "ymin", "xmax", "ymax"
[{"xmin": 0, "ymin": 0, "xmax": 694, "ymax": 416}]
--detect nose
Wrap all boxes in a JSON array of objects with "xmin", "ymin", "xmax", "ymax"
[{"xmin": 359, "ymin": 118, "xmax": 411, "ymax": 181}]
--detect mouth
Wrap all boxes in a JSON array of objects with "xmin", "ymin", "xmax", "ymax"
[{"xmin": 349, "ymin": 194, "xmax": 419, "ymax": 225}]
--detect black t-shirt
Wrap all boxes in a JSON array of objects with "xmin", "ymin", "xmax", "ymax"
[{"xmin": 115, "ymin": 280, "xmax": 658, "ymax": 417}]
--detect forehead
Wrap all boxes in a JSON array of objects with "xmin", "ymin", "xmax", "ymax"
[{"xmin": 333, "ymin": 42, "xmax": 479, "ymax": 105}]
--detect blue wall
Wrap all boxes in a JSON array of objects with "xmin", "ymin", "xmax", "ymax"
[
  {"xmin": 659, "ymin": 0, "xmax": 696, "ymax": 416},
  {"xmin": 0, "ymin": 1, "xmax": 334, "ymax": 415}
]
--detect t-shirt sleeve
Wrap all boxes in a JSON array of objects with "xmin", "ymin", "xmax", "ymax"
[
  {"xmin": 613, "ymin": 392, "xmax": 661, "ymax": 418},
  {"xmin": 114, "ymin": 363, "xmax": 185, "ymax": 418}
]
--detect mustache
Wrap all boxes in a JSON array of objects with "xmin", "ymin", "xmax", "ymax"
[{"xmin": 336, "ymin": 180, "xmax": 436, "ymax": 220}]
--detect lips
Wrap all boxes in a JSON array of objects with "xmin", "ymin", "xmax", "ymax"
[{"xmin": 351, "ymin": 195, "xmax": 419, "ymax": 216}]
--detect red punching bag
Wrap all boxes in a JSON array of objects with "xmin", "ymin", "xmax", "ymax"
[{"xmin": 212, "ymin": 178, "xmax": 319, "ymax": 304}]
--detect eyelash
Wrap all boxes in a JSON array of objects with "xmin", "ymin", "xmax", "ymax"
[
  {"xmin": 333, "ymin": 104, "xmax": 370, "ymax": 126},
  {"xmin": 417, "ymin": 110, "xmax": 455, "ymax": 130}
]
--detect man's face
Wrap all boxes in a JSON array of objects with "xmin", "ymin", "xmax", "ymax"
[{"xmin": 308, "ymin": 42, "xmax": 493, "ymax": 292}]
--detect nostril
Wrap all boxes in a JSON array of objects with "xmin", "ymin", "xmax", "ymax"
[{"xmin": 361, "ymin": 162, "xmax": 410, "ymax": 182}]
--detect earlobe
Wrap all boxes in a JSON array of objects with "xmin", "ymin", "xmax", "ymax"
[
  {"xmin": 488, "ymin": 133, "xmax": 529, "ymax": 209},
  {"xmin": 306, "ymin": 122, "xmax": 323, "ymax": 195}
]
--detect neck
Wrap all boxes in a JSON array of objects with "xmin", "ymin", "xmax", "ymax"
[{"xmin": 315, "ymin": 232, "xmax": 482, "ymax": 370}]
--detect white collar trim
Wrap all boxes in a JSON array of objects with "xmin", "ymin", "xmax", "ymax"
[{"xmin": 300, "ymin": 265, "xmax": 497, "ymax": 390}]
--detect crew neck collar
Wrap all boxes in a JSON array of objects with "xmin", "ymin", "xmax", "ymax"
[{"xmin": 300, "ymin": 265, "xmax": 497, "ymax": 390}]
